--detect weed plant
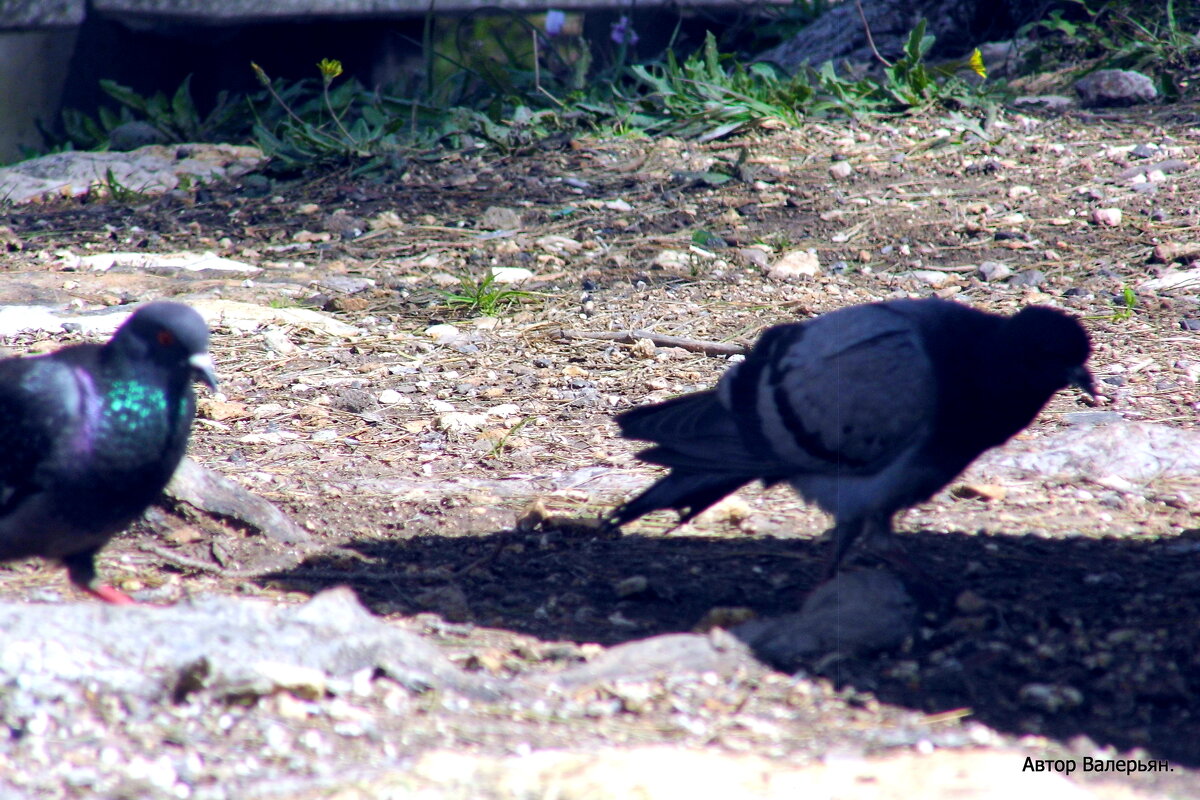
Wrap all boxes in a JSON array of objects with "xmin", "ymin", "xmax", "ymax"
[
  {"xmin": 1022, "ymin": 0, "xmax": 1200, "ymax": 99},
  {"xmin": 45, "ymin": 13, "xmax": 997, "ymax": 169},
  {"xmin": 440, "ymin": 271, "xmax": 534, "ymax": 317}
]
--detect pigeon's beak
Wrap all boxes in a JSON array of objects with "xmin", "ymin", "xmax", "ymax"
[
  {"xmin": 189, "ymin": 352, "xmax": 219, "ymax": 390},
  {"xmin": 1068, "ymin": 365, "xmax": 1096, "ymax": 397}
]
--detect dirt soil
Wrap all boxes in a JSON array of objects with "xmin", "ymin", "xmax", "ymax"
[{"xmin": 2, "ymin": 107, "xmax": 1200, "ymax": 798}]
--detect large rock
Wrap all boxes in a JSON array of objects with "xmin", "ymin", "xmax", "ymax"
[
  {"xmin": 1075, "ymin": 69, "xmax": 1158, "ymax": 108},
  {"xmin": 757, "ymin": 0, "xmax": 1048, "ymax": 71},
  {"xmin": 0, "ymin": 143, "xmax": 264, "ymax": 203}
]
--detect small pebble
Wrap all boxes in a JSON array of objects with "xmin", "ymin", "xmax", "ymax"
[
  {"xmin": 425, "ymin": 324, "xmax": 460, "ymax": 343},
  {"xmin": 829, "ymin": 161, "xmax": 853, "ymax": 179},
  {"xmin": 1008, "ymin": 269, "xmax": 1046, "ymax": 288},
  {"xmin": 490, "ymin": 266, "xmax": 534, "ymax": 284},
  {"xmin": 977, "ymin": 261, "xmax": 1012, "ymax": 282}
]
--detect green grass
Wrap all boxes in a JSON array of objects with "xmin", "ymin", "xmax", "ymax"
[
  {"xmin": 42, "ymin": 15, "xmax": 1003, "ymax": 172},
  {"xmin": 1111, "ymin": 285, "xmax": 1138, "ymax": 321},
  {"xmin": 439, "ymin": 271, "xmax": 534, "ymax": 317}
]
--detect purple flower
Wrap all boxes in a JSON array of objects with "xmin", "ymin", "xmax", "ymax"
[
  {"xmin": 545, "ymin": 10, "xmax": 566, "ymax": 37},
  {"xmin": 610, "ymin": 15, "xmax": 639, "ymax": 46}
]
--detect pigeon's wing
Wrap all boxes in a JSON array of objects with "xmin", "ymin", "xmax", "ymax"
[
  {"xmin": 719, "ymin": 305, "xmax": 936, "ymax": 473},
  {"xmin": 611, "ymin": 390, "xmax": 762, "ymax": 526},
  {"xmin": 0, "ymin": 355, "xmax": 89, "ymax": 514},
  {"xmin": 616, "ymin": 390, "xmax": 768, "ymax": 473}
]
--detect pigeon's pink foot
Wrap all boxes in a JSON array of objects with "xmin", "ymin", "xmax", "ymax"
[{"xmin": 86, "ymin": 583, "xmax": 136, "ymax": 605}]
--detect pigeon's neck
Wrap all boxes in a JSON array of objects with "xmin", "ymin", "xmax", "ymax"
[{"xmin": 96, "ymin": 350, "xmax": 191, "ymax": 436}]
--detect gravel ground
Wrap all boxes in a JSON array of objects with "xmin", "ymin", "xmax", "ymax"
[{"xmin": 0, "ymin": 106, "xmax": 1199, "ymax": 798}]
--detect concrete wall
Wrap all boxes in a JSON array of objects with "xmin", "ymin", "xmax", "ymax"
[{"xmin": 0, "ymin": 29, "xmax": 79, "ymax": 163}]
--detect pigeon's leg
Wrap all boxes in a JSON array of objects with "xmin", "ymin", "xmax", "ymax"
[
  {"xmin": 856, "ymin": 516, "xmax": 938, "ymax": 590},
  {"xmin": 62, "ymin": 550, "xmax": 135, "ymax": 605},
  {"xmin": 822, "ymin": 514, "xmax": 907, "ymax": 578},
  {"xmin": 821, "ymin": 517, "xmax": 866, "ymax": 578},
  {"xmin": 859, "ymin": 514, "xmax": 899, "ymax": 558}
]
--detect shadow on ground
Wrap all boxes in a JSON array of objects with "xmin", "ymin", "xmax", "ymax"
[{"xmin": 261, "ymin": 524, "xmax": 1200, "ymax": 767}]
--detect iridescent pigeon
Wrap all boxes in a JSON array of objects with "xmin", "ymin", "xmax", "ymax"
[
  {"xmin": 607, "ymin": 298, "xmax": 1093, "ymax": 573},
  {"xmin": 0, "ymin": 302, "xmax": 217, "ymax": 603}
]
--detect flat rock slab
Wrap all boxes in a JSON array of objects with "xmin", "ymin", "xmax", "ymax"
[
  {"xmin": 0, "ymin": 298, "xmax": 358, "ymax": 339},
  {"xmin": 163, "ymin": 457, "xmax": 312, "ymax": 545},
  {"xmin": 0, "ymin": 144, "xmax": 263, "ymax": 204},
  {"xmin": 979, "ymin": 421, "xmax": 1200, "ymax": 484},
  {"xmin": 391, "ymin": 747, "xmax": 1114, "ymax": 800},
  {"xmin": 0, "ymin": 587, "xmax": 493, "ymax": 704},
  {"xmin": 60, "ymin": 251, "xmax": 262, "ymax": 278},
  {"xmin": 191, "ymin": 298, "xmax": 363, "ymax": 338},
  {"xmin": 0, "ymin": 588, "xmax": 761, "ymax": 707}
]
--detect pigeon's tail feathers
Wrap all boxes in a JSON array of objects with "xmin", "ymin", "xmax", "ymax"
[
  {"xmin": 610, "ymin": 389, "xmax": 765, "ymax": 529},
  {"xmin": 616, "ymin": 389, "xmax": 726, "ymax": 439},
  {"xmin": 616, "ymin": 390, "xmax": 764, "ymax": 472},
  {"xmin": 607, "ymin": 470, "xmax": 754, "ymax": 529}
]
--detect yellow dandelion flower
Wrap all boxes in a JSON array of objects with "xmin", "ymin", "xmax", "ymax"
[
  {"xmin": 968, "ymin": 48, "xmax": 987, "ymax": 79},
  {"xmin": 250, "ymin": 61, "xmax": 270, "ymax": 87},
  {"xmin": 317, "ymin": 58, "xmax": 344, "ymax": 81}
]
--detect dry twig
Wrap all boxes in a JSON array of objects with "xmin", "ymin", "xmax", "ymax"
[{"xmin": 554, "ymin": 328, "xmax": 748, "ymax": 357}]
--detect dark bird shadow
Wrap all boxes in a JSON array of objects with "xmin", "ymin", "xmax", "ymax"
[{"xmin": 258, "ymin": 522, "xmax": 1200, "ymax": 768}]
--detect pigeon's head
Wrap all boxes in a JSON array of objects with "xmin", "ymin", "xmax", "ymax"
[
  {"xmin": 1005, "ymin": 306, "xmax": 1094, "ymax": 396},
  {"xmin": 112, "ymin": 302, "xmax": 218, "ymax": 390}
]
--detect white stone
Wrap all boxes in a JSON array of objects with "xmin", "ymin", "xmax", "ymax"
[
  {"xmin": 767, "ymin": 249, "xmax": 821, "ymax": 280},
  {"xmin": 535, "ymin": 235, "xmax": 583, "ymax": 255},
  {"xmin": 1092, "ymin": 208, "xmax": 1122, "ymax": 226},
  {"xmin": 652, "ymin": 250, "xmax": 691, "ymax": 272},
  {"xmin": 262, "ymin": 328, "xmax": 296, "ymax": 354},
  {"xmin": 900, "ymin": 269, "xmax": 954, "ymax": 288},
  {"xmin": 977, "ymin": 261, "xmax": 1013, "ymax": 282},
  {"xmin": 1138, "ymin": 268, "xmax": 1200, "ymax": 292},
  {"xmin": 378, "ymin": 389, "xmax": 402, "ymax": 404},
  {"xmin": 829, "ymin": 161, "xmax": 853, "ymax": 179},
  {"xmin": 437, "ymin": 412, "xmax": 488, "ymax": 433},
  {"xmin": 489, "ymin": 266, "xmax": 534, "ymax": 284},
  {"xmin": 425, "ymin": 323, "xmax": 460, "ymax": 343},
  {"xmin": 0, "ymin": 306, "xmax": 72, "ymax": 336},
  {"xmin": 487, "ymin": 403, "xmax": 522, "ymax": 417}
]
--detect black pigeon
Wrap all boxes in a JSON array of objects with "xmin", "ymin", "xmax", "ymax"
[
  {"xmin": 0, "ymin": 302, "xmax": 217, "ymax": 603},
  {"xmin": 608, "ymin": 298, "xmax": 1093, "ymax": 572}
]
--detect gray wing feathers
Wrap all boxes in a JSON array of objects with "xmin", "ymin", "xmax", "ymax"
[{"xmin": 722, "ymin": 306, "xmax": 935, "ymax": 471}]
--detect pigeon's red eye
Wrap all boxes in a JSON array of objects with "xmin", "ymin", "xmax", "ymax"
[{"xmin": 157, "ymin": 330, "xmax": 175, "ymax": 347}]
